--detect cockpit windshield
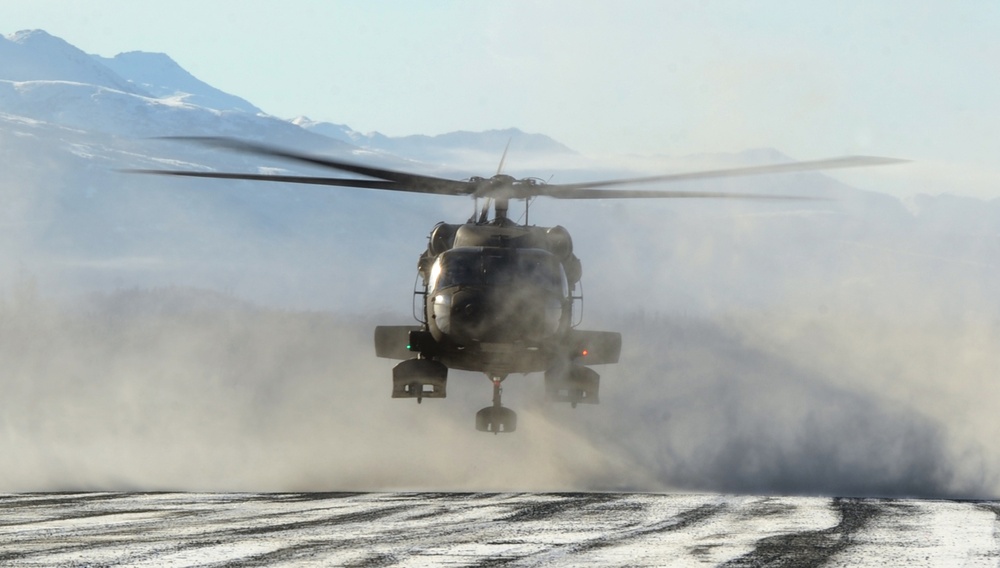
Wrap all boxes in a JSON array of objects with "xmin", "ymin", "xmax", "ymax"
[{"xmin": 430, "ymin": 248, "xmax": 568, "ymax": 296}]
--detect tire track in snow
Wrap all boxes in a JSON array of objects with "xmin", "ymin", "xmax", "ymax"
[
  {"xmin": 722, "ymin": 498, "xmax": 880, "ymax": 567},
  {"xmin": 2, "ymin": 493, "xmax": 999, "ymax": 567}
]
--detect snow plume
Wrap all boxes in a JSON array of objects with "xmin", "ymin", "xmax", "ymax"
[
  {"xmin": 572, "ymin": 312, "xmax": 993, "ymax": 498},
  {"xmin": 547, "ymin": 191, "xmax": 999, "ymax": 498},
  {"xmin": 0, "ymin": 284, "xmax": 992, "ymax": 497},
  {"xmin": 0, "ymin": 286, "xmax": 644, "ymax": 492}
]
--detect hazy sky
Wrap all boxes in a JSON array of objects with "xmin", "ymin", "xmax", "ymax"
[{"xmin": 5, "ymin": 1, "xmax": 1000, "ymax": 197}]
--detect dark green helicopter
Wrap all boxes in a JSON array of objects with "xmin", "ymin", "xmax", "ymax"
[{"xmin": 132, "ymin": 137, "xmax": 904, "ymax": 433}]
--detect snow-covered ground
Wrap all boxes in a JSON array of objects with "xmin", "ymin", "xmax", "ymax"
[{"xmin": 0, "ymin": 492, "xmax": 997, "ymax": 567}]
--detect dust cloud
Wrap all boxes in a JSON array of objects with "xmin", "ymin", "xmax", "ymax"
[
  {"xmin": 0, "ymin": 282, "xmax": 993, "ymax": 497},
  {"xmin": 582, "ymin": 311, "xmax": 995, "ymax": 498},
  {"xmin": 0, "ymin": 284, "xmax": 646, "ymax": 492},
  {"xmin": 561, "ymin": 189, "xmax": 1000, "ymax": 499}
]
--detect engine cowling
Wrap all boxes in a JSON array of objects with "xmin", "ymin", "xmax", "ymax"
[
  {"xmin": 428, "ymin": 222, "xmax": 458, "ymax": 256},
  {"xmin": 545, "ymin": 225, "xmax": 573, "ymax": 260}
]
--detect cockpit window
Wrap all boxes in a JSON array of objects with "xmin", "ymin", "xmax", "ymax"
[{"xmin": 432, "ymin": 248, "xmax": 567, "ymax": 295}]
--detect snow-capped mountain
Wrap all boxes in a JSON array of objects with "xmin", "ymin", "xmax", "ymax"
[
  {"xmin": 94, "ymin": 51, "xmax": 262, "ymax": 114},
  {"xmin": 0, "ymin": 32, "xmax": 358, "ymax": 149},
  {"xmin": 0, "ymin": 29, "xmax": 140, "ymax": 94}
]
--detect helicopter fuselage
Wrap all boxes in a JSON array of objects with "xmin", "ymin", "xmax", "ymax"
[
  {"xmin": 423, "ymin": 244, "xmax": 569, "ymax": 375},
  {"xmin": 374, "ymin": 220, "xmax": 621, "ymax": 430}
]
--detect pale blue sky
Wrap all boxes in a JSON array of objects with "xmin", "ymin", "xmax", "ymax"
[{"xmin": 4, "ymin": 1, "xmax": 1000, "ymax": 198}]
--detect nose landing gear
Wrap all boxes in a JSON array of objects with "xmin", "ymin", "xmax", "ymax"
[{"xmin": 476, "ymin": 375, "xmax": 517, "ymax": 433}]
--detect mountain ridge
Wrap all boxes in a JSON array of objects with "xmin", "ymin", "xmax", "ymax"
[
  {"xmin": 94, "ymin": 51, "xmax": 262, "ymax": 114},
  {"xmin": 1, "ymin": 30, "xmax": 141, "ymax": 95}
]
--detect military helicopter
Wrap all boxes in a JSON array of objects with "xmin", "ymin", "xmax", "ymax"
[{"xmin": 132, "ymin": 137, "xmax": 904, "ymax": 433}]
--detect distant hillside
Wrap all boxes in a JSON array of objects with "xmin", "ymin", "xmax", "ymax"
[
  {"xmin": 94, "ymin": 51, "xmax": 262, "ymax": 114},
  {"xmin": 291, "ymin": 117, "xmax": 576, "ymax": 166},
  {"xmin": 0, "ymin": 29, "xmax": 140, "ymax": 94}
]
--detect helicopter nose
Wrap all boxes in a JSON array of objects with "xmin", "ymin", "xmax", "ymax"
[{"xmin": 441, "ymin": 288, "xmax": 563, "ymax": 343}]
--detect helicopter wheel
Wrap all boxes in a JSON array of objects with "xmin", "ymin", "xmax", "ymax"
[{"xmin": 476, "ymin": 406, "xmax": 517, "ymax": 433}]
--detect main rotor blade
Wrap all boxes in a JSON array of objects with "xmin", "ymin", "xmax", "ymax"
[
  {"xmin": 543, "ymin": 188, "xmax": 828, "ymax": 200},
  {"xmin": 123, "ymin": 169, "xmax": 419, "ymax": 191},
  {"xmin": 543, "ymin": 155, "xmax": 908, "ymax": 192},
  {"xmin": 138, "ymin": 137, "xmax": 908, "ymax": 203},
  {"xmin": 157, "ymin": 136, "xmax": 474, "ymax": 196}
]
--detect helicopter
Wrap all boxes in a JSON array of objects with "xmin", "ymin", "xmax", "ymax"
[{"xmin": 131, "ymin": 137, "xmax": 905, "ymax": 433}]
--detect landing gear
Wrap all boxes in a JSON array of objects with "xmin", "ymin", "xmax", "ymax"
[
  {"xmin": 392, "ymin": 358, "xmax": 448, "ymax": 403},
  {"xmin": 476, "ymin": 375, "xmax": 517, "ymax": 433},
  {"xmin": 391, "ymin": 358, "xmax": 600, "ymax": 432}
]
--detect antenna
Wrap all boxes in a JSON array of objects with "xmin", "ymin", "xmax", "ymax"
[
  {"xmin": 477, "ymin": 138, "xmax": 513, "ymax": 224},
  {"xmin": 478, "ymin": 198, "xmax": 491, "ymax": 224},
  {"xmin": 470, "ymin": 197, "xmax": 480, "ymax": 223}
]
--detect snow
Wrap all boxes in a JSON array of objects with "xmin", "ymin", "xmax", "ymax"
[
  {"xmin": 0, "ymin": 493, "xmax": 997, "ymax": 566},
  {"xmin": 94, "ymin": 51, "xmax": 262, "ymax": 114},
  {"xmin": 831, "ymin": 501, "xmax": 999, "ymax": 567},
  {"xmin": 1, "ymin": 30, "xmax": 141, "ymax": 94}
]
